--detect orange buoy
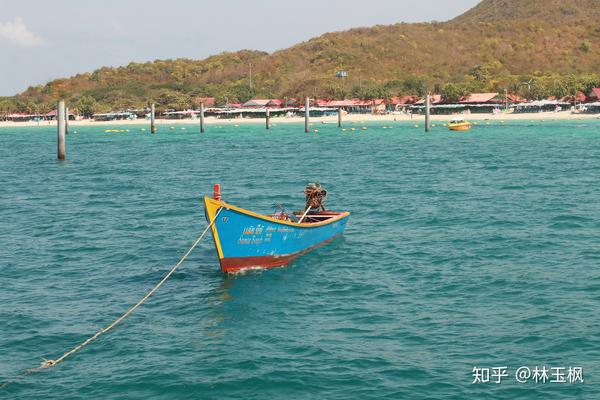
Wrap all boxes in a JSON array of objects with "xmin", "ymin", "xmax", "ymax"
[{"xmin": 213, "ymin": 183, "xmax": 222, "ymax": 201}]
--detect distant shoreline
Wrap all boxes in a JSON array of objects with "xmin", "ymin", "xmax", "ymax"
[{"xmin": 1, "ymin": 112, "xmax": 599, "ymax": 128}]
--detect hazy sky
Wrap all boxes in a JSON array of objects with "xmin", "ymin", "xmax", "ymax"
[{"xmin": 0, "ymin": 0, "xmax": 480, "ymax": 95}]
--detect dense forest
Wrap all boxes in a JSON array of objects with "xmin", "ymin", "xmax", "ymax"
[{"xmin": 1, "ymin": 0, "xmax": 600, "ymax": 115}]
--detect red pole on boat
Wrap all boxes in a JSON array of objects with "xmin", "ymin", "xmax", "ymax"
[{"xmin": 213, "ymin": 183, "xmax": 221, "ymax": 201}]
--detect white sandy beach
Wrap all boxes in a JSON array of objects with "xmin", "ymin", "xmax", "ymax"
[{"xmin": 1, "ymin": 111, "xmax": 598, "ymax": 128}]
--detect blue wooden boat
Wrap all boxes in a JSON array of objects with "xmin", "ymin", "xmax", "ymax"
[{"xmin": 204, "ymin": 185, "xmax": 350, "ymax": 273}]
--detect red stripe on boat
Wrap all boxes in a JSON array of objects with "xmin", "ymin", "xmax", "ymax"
[
  {"xmin": 218, "ymin": 235, "xmax": 342, "ymax": 273},
  {"xmin": 220, "ymin": 255, "xmax": 295, "ymax": 273}
]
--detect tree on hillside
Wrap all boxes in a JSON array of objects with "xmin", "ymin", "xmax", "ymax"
[
  {"xmin": 351, "ymin": 84, "xmax": 390, "ymax": 100},
  {"xmin": 469, "ymin": 65, "xmax": 492, "ymax": 84},
  {"xmin": 229, "ymin": 83, "xmax": 255, "ymax": 103},
  {"xmin": 155, "ymin": 90, "xmax": 192, "ymax": 110},
  {"xmin": 75, "ymin": 96, "xmax": 98, "ymax": 118},
  {"xmin": 399, "ymin": 76, "xmax": 427, "ymax": 96},
  {"xmin": 440, "ymin": 83, "xmax": 468, "ymax": 103},
  {"xmin": 0, "ymin": 98, "xmax": 18, "ymax": 114}
]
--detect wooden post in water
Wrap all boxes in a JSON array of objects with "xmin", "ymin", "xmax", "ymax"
[
  {"xmin": 425, "ymin": 93, "xmax": 431, "ymax": 133},
  {"xmin": 57, "ymin": 100, "xmax": 66, "ymax": 160},
  {"xmin": 65, "ymin": 106, "xmax": 69, "ymax": 135},
  {"xmin": 265, "ymin": 108, "xmax": 270, "ymax": 130},
  {"xmin": 338, "ymin": 107, "xmax": 343, "ymax": 128},
  {"xmin": 150, "ymin": 103, "xmax": 156, "ymax": 133},
  {"xmin": 305, "ymin": 97, "xmax": 310, "ymax": 133},
  {"xmin": 200, "ymin": 102, "xmax": 205, "ymax": 133}
]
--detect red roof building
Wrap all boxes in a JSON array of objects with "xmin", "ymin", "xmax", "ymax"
[
  {"xmin": 327, "ymin": 100, "xmax": 357, "ymax": 107},
  {"xmin": 195, "ymin": 97, "xmax": 216, "ymax": 107},
  {"xmin": 507, "ymin": 94, "xmax": 527, "ymax": 103},
  {"xmin": 389, "ymin": 95, "xmax": 420, "ymax": 105},
  {"xmin": 324, "ymin": 99, "xmax": 380, "ymax": 112},
  {"xmin": 559, "ymin": 91, "xmax": 586, "ymax": 103},
  {"xmin": 242, "ymin": 99, "xmax": 284, "ymax": 108},
  {"xmin": 588, "ymin": 88, "xmax": 600, "ymax": 101},
  {"xmin": 415, "ymin": 94, "xmax": 442, "ymax": 105},
  {"xmin": 459, "ymin": 92, "xmax": 499, "ymax": 104}
]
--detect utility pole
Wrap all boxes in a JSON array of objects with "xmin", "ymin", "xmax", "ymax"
[
  {"xmin": 150, "ymin": 103, "xmax": 156, "ymax": 133},
  {"xmin": 200, "ymin": 102, "xmax": 205, "ymax": 133},
  {"xmin": 425, "ymin": 93, "xmax": 431, "ymax": 133},
  {"xmin": 305, "ymin": 97, "xmax": 310, "ymax": 133},
  {"xmin": 57, "ymin": 100, "xmax": 66, "ymax": 160}
]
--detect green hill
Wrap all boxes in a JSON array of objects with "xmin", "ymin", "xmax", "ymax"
[{"xmin": 2, "ymin": 0, "xmax": 600, "ymax": 114}]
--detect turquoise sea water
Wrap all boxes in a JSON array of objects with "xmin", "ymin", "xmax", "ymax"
[{"xmin": 1, "ymin": 120, "xmax": 599, "ymax": 399}]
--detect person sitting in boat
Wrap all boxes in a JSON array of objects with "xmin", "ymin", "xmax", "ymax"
[{"xmin": 304, "ymin": 183, "xmax": 327, "ymax": 213}]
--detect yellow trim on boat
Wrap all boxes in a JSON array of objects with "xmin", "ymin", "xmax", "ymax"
[
  {"xmin": 203, "ymin": 196, "xmax": 350, "ymax": 230},
  {"xmin": 204, "ymin": 197, "xmax": 224, "ymax": 259}
]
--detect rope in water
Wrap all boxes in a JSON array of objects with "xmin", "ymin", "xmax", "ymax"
[{"xmin": 1, "ymin": 207, "xmax": 222, "ymax": 390}]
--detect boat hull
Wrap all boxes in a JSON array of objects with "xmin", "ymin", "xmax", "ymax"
[
  {"xmin": 204, "ymin": 197, "xmax": 350, "ymax": 273},
  {"xmin": 449, "ymin": 122, "xmax": 472, "ymax": 131}
]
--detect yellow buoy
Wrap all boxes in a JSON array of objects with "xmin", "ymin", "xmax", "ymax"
[
  {"xmin": 361, "ymin": 127, "xmax": 367, "ymax": 131},
  {"xmin": 351, "ymin": 128, "xmax": 356, "ymax": 131},
  {"xmin": 414, "ymin": 124, "xmax": 419, "ymax": 128}
]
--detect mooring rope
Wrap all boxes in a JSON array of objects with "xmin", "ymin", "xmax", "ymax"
[{"xmin": 1, "ymin": 207, "xmax": 222, "ymax": 390}]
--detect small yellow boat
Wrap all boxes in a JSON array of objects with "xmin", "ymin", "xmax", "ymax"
[{"xmin": 448, "ymin": 118, "xmax": 473, "ymax": 132}]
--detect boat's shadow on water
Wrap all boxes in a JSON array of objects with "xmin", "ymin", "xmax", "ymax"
[{"xmin": 193, "ymin": 237, "xmax": 351, "ymax": 341}]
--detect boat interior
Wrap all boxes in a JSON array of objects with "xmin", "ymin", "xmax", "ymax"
[
  {"xmin": 267, "ymin": 210, "xmax": 345, "ymax": 224},
  {"xmin": 292, "ymin": 211, "xmax": 345, "ymax": 224}
]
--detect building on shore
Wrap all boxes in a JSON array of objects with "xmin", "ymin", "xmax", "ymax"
[
  {"xmin": 242, "ymin": 99, "xmax": 284, "ymax": 108},
  {"xmin": 588, "ymin": 88, "xmax": 600, "ymax": 102},
  {"xmin": 581, "ymin": 102, "xmax": 600, "ymax": 113},
  {"xmin": 414, "ymin": 94, "xmax": 443, "ymax": 106},
  {"xmin": 560, "ymin": 91, "xmax": 587, "ymax": 104},
  {"xmin": 388, "ymin": 96, "xmax": 420, "ymax": 112},
  {"xmin": 3, "ymin": 110, "xmax": 76, "ymax": 122},
  {"xmin": 164, "ymin": 110, "xmax": 200, "ymax": 119},
  {"xmin": 194, "ymin": 97, "xmax": 216, "ymax": 107},
  {"xmin": 512, "ymin": 99, "xmax": 571, "ymax": 113},
  {"xmin": 45, "ymin": 109, "xmax": 77, "ymax": 121},
  {"xmin": 412, "ymin": 93, "xmax": 503, "ymax": 114},
  {"xmin": 92, "ymin": 111, "xmax": 137, "ymax": 121}
]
